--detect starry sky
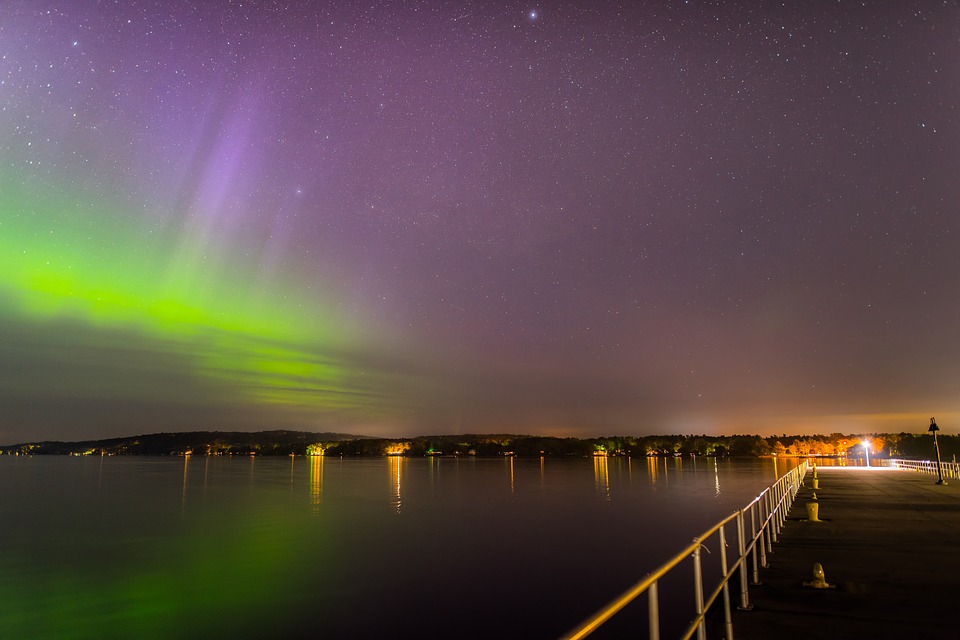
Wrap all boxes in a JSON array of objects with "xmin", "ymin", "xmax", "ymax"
[{"xmin": 2, "ymin": 0, "xmax": 958, "ymax": 444}]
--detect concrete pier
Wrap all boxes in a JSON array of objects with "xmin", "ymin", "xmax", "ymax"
[{"xmin": 728, "ymin": 466, "xmax": 960, "ymax": 638}]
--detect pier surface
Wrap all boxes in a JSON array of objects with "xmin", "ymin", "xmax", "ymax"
[{"xmin": 729, "ymin": 466, "xmax": 960, "ymax": 639}]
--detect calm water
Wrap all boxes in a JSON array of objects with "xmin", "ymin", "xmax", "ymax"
[{"xmin": 0, "ymin": 455, "xmax": 799, "ymax": 639}]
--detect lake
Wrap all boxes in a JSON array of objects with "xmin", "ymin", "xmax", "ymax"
[{"xmin": 0, "ymin": 454, "xmax": 800, "ymax": 639}]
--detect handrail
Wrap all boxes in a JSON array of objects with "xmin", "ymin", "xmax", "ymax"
[
  {"xmin": 889, "ymin": 458, "xmax": 960, "ymax": 480},
  {"xmin": 561, "ymin": 460, "xmax": 810, "ymax": 640}
]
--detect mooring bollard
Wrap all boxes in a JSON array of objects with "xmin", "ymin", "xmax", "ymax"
[
  {"xmin": 803, "ymin": 562, "xmax": 833, "ymax": 589},
  {"xmin": 805, "ymin": 497, "xmax": 821, "ymax": 522}
]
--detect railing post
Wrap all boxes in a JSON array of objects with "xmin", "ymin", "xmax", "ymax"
[
  {"xmin": 781, "ymin": 478, "xmax": 790, "ymax": 526},
  {"xmin": 780, "ymin": 478, "xmax": 788, "ymax": 527},
  {"xmin": 719, "ymin": 525, "xmax": 734, "ymax": 640},
  {"xmin": 775, "ymin": 481, "xmax": 784, "ymax": 533},
  {"xmin": 763, "ymin": 492, "xmax": 773, "ymax": 557},
  {"xmin": 767, "ymin": 491, "xmax": 778, "ymax": 544},
  {"xmin": 736, "ymin": 510, "xmax": 751, "ymax": 608},
  {"xmin": 758, "ymin": 490, "xmax": 766, "ymax": 533},
  {"xmin": 750, "ymin": 504, "xmax": 763, "ymax": 579},
  {"xmin": 693, "ymin": 541, "xmax": 706, "ymax": 640},
  {"xmin": 649, "ymin": 580, "xmax": 660, "ymax": 640}
]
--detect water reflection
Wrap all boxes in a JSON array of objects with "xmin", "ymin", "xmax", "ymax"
[
  {"xmin": 389, "ymin": 455, "xmax": 403, "ymax": 513},
  {"xmin": 714, "ymin": 458, "xmax": 721, "ymax": 497},
  {"xmin": 309, "ymin": 455, "xmax": 324, "ymax": 513},
  {"xmin": 181, "ymin": 453, "xmax": 190, "ymax": 514},
  {"xmin": 290, "ymin": 454, "xmax": 296, "ymax": 491},
  {"xmin": 203, "ymin": 455, "xmax": 210, "ymax": 502},
  {"xmin": 0, "ymin": 456, "xmax": 802, "ymax": 640},
  {"xmin": 507, "ymin": 456, "xmax": 515, "ymax": 493},
  {"xmin": 593, "ymin": 456, "xmax": 610, "ymax": 501},
  {"xmin": 646, "ymin": 455, "xmax": 690, "ymax": 488}
]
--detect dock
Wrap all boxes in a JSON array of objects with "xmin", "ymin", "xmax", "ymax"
[{"xmin": 728, "ymin": 466, "xmax": 960, "ymax": 638}]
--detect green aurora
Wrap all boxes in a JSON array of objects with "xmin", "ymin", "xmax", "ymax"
[{"xmin": 0, "ymin": 173, "xmax": 405, "ymax": 436}]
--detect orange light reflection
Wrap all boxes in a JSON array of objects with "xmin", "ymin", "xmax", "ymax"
[
  {"xmin": 593, "ymin": 455, "xmax": 610, "ymax": 501},
  {"xmin": 309, "ymin": 454, "xmax": 324, "ymax": 513}
]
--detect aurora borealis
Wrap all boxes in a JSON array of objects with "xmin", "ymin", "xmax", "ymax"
[{"xmin": 2, "ymin": 1, "xmax": 959, "ymax": 443}]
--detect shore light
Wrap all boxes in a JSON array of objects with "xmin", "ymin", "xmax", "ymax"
[
  {"xmin": 862, "ymin": 440, "xmax": 870, "ymax": 467},
  {"xmin": 928, "ymin": 418, "xmax": 947, "ymax": 485}
]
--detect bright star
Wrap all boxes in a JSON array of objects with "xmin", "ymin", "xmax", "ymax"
[{"xmin": 528, "ymin": 9, "xmax": 539, "ymax": 20}]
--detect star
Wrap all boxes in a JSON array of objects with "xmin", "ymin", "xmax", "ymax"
[{"xmin": 528, "ymin": 9, "xmax": 539, "ymax": 21}]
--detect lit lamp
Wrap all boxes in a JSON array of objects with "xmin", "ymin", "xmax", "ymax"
[
  {"xmin": 862, "ymin": 440, "xmax": 870, "ymax": 468},
  {"xmin": 929, "ymin": 418, "xmax": 946, "ymax": 485}
]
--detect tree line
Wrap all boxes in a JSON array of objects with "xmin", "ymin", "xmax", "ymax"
[
  {"xmin": 4, "ymin": 430, "xmax": 957, "ymax": 460},
  {"xmin": 317, "ymin": 432, "xmax": 959, "ymax": 460}
]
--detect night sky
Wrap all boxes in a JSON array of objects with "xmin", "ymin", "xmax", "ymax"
[{"xmin": 2, "ymin": 1, "xmax": 958, "ymax": 444}]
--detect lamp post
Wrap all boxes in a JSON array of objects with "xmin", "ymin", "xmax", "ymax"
[
  {"xmin": 929, "ymin": 418, "xmax": 946, "ymax": 485},
  {"xmin": 862, "ymin": 440, "xmax": 870, "ymax": 468}
]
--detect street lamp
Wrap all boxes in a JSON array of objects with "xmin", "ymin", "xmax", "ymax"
[
  {"xmin": 862, "ymin": 440, "xmax": 870, "ymax": 467},
  {"xmin": 929, "ymin": 418, "xmax": 946, "ymax": 485}
]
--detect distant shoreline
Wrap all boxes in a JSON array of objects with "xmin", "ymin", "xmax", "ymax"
[{"xmin": 2, "ymin": 429, "xmax": 955, "ymax": 460}]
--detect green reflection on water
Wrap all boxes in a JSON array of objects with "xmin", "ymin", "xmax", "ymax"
[
  {"xmin": 0, "ymin": 516, "xmax": 299, "ymax": 638},
  {"xmin": 1, "ymin": 495, "xmax": 330, "ymax": 638}
]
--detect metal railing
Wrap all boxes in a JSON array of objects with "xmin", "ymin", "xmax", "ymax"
[
  {"xmin": 561, "ymin": 460, "xmax": 809, "ymax": 640},
  {"xmin": 889, "ymin": 458, "xmax": 960, "ymax": 480}
]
